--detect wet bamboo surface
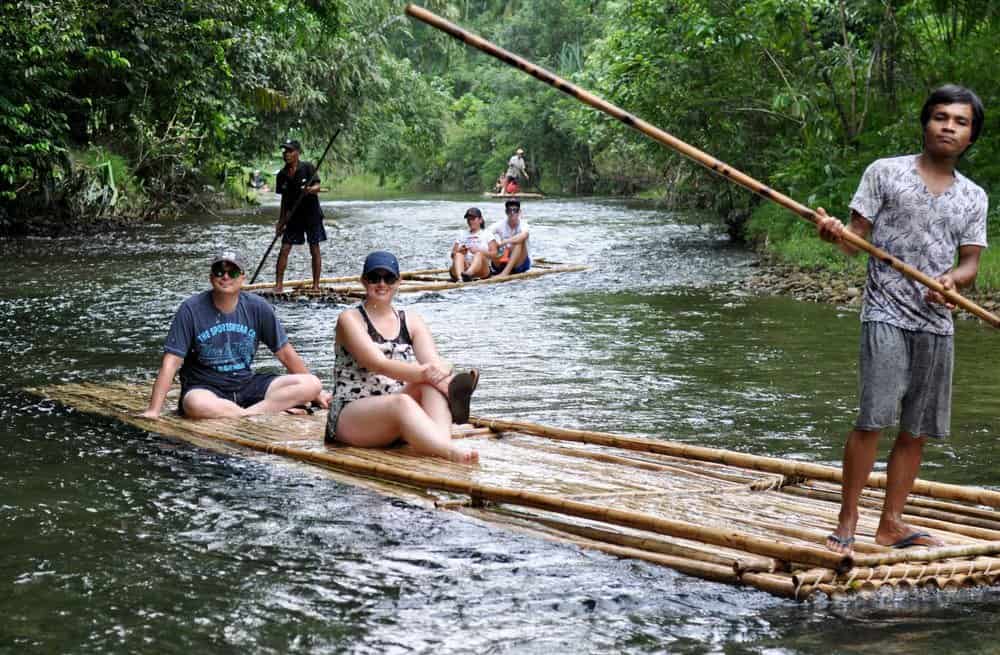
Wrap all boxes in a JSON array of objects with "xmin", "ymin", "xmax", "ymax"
[
  {"xmin": 34, "ymin": 381, "xmax": 1000, "ymax": 601},
  {"xmin": 244, "ymin": 261, "xmax": 587, "ymax": 302}
]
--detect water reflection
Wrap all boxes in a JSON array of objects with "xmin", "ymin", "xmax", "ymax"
[{"xmin": 2, "ymin": 196, "xmax": 1000, "ymax": 652}]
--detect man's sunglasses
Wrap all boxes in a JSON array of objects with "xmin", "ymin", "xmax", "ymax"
[
  {"xmin": 505, "ymin": 208, "xmax": 520, "ymax": 215},
  {"xmin": 212, "ymin": 266, "xmax": 243, "ymax": 279},
  {"xmin": 363, "ymin": 271, "xmax": 399, "ymax": 285}
]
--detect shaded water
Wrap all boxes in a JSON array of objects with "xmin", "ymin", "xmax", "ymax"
[{"xmin": 3, "ymin": 196, "xmax": 1000, "ymax": 653}]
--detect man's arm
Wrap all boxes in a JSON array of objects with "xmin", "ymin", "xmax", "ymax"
[
  {"xmin": 140, "ymin": 353, "xmax": 184, "ymax": 418},
  {"xmin": 273, "ymin": 342, "xmax": 310, "ymax": 375},
  {"xmin": 926, "ymin": 244, "xmax": 984, "ymax": 309},
  {"xmin": 816, "ymin": 208, "xmax": 871, "ymax": 256}
]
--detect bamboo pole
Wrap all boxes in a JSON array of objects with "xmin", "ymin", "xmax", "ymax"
[
  {"xmin": 782, "ymin": 485, "xmax": 1000, "ymax": 532},
  {"xmin": 121, "ymin": 414, "xmax": 850, "ymax": 571},
  {"xmin": 403, "ymin": 4, "xmax": 1000, "ymax": 328},
  {"xmin": 490, "ymin": 507, "xmax": 779, "ymax": 572},
  {"xmin": 471, "ymin": 416, "xmax": 1000, "ymax": 508}
]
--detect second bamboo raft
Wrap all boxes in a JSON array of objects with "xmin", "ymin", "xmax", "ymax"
[
  {"xmin": 34, "ymin": 381, "xmax": 1000, "ymax": 601},
  {"xmin": 245, "ymin": 261, "xmax": 586, "ymax": 302}
]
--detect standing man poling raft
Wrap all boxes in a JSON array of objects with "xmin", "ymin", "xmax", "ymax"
[
  {"xmin": 817, "ymin": 85, "xmax": 988, "ymax": 555},
  {"xmin": 274, "ymin": 139, "xmax": 326, "ymax": 293},
  {"xmin": 506, "ymin": 147, "xmax": 529, "ymax": 189}
]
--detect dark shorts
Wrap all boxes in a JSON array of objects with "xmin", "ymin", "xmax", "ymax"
[
  {"xmin": 282, "ymin": 217, "xmax": 327, "ymax": 246},
  {"xmin": 855, "ymin": 321, "xmax": 953, "ymax": 438},
  {"xmin": 490, "ymin": 254, "xmax": 531, "ymax": 276},
  {"xmin": 179, "ymin": 373, "xmax": 278, "ymax": 416}
]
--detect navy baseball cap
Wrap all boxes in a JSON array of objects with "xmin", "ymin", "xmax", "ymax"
[
  {"xmin": 280, "ymin": 139, "xmax": 301, "ymax": 152},
  {"xmin": 362, "ymin": 251, "xmax": 400, "ymax": 277},
  {"xmin": 504, "ymin": 198, "xmax": 521, "ymax": 210}
]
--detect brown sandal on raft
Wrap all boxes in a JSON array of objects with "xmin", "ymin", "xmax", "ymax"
[{"xmin": 447, "ymin": 369, "xmax": 479, "ymax": 425}]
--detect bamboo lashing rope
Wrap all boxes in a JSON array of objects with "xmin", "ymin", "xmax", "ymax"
[{"xmin": 404, "ymin": 4, "xmax": 1000, "ymax": 328}]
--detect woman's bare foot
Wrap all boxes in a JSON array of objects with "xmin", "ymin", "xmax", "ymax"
[{"xmin": 449, "ymin": 446, "xmax": 479, "ymax": 465}]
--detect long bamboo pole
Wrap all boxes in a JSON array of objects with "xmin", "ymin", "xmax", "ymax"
[
  {"xmin": 472, "ymin": 415, "xmax": 1000, "ymax": 508},
  {"xmin": 404, "ymin": 4, "xmax": 1000, "ymax": 328}
]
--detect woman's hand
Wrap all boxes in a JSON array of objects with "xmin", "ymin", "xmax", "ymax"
[{"xmin": 419, "ymin": 361, "xmax": 453, "ymax": 395}]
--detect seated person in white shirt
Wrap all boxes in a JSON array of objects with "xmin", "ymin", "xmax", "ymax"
[{"xmin": 488, "ymin": 199, "xmax": 531, "ymax": 277}]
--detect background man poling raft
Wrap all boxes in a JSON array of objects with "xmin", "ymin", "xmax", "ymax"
[
  {"xmin": 817, "ymin": 84, "xmax": 988, "ymax": 555},
  {"xmin": 274, "ymin": 139, "xmax": 326, "ymax": 293},
  {"xmin": 141, "ymin": 250, "xmax": 329, "ymax": 419}
]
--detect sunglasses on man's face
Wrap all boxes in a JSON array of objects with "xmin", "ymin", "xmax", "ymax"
[
  {"xmin": 212, "ymin": 266, "xmax": 243, "ymax": 279},
  {"xmin": 505, "ymin": 208, "xmax": 520, "ymax": 215},
  {"xmin": 363, "ymin": 271, "xmax": 399, "ymax": 285}
]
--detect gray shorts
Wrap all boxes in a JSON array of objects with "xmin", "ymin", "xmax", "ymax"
[{"xmin": 856, "ymin": 321, "xmax": 953, "ymax": 438}]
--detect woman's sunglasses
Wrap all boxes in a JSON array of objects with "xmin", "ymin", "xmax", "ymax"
[
  {"xmin": 211, "ymin": 266, "xmax": 243, "ymax": 279},
  {"xmin": 363, "ymin": 271, "xmax": 399, "ymax": 285}
]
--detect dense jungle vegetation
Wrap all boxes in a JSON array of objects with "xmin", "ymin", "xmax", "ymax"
[{"xmin": 3, "ymin": 0, "xmax": 998, "ymax": 276}]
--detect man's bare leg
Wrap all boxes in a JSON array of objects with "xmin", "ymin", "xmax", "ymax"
[
  {"xmin": 495, "ymin": 243, "xmax": 526, "ymax": 277},
  {"xmin": 826, "ymin": 429, "xmax": 881, "ymax": 554},
  {"xmin": 244, "ymin": 374, "xmax": 322, "ymax": 415},
  {"xmin": 309, "ymin": 243, "xmax": 322, "ymax": 290},
  {"xmin": 275, "ymin": 243, "xmax": 293, "ymax": 293},
  {"xmin": 874, "ymin": 432, "xmax": 943, "ymax": 547}
]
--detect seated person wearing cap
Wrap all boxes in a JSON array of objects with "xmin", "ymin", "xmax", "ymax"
[
  {"xmin": 449, "ymin": 207, "xmax": 491, "ymax": 282},
  {"xmin": 274, "ymin": 139, "xmax": 326, "ymax": 293},
  {"xmin": 140, "ymin": 251, "xmax": 329, "ymax": 419},
  {"xmin": 487, "ymin": 199, "xmax": 531, "ymax": 277}
]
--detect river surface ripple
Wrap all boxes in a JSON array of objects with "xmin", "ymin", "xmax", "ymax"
[{"xmin": 2, "ymin": 196, "xmax": 1000, "ymax": 653}]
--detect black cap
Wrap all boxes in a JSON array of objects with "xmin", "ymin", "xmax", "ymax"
[
  {"xmin": 362, "ymin": 251, "xmax": 400, "ymax": 277},
  {"xmin": 280, "ymin": 139, "xmax": 301, "ymax": 152},
  {"xmin": 464, "ymin": 207, "xmax": 483, "ymax": 218},
  {"xmin": 504, "ymin": 198, "xmax": 521, "ymax": 210}
]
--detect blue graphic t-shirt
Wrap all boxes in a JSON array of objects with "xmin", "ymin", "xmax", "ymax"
[{"xmin": 164, "ymin": 291, "xmax": 288, "ymax": 392}]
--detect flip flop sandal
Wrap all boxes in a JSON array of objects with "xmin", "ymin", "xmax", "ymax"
[
  {"xmin": 447, "ymin": 369, "xmax": 479, "ymax": 425},
  {"xmin": 283, "ymin": 404, "xmax": 315, "ymax": 416}
]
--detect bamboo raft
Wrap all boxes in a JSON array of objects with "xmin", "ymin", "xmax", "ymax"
[
  {"xmin": 35, "ymin": 381, "xmax": 1000, "ymax": 601},
  {"xmin": 244, "ymin": 261, "xmax": 586, "ymax": 302},
  {"xmin": 482, "ymin": 192, "xmax": 545, "ymax": 199}
]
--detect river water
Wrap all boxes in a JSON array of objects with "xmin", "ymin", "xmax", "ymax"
[{"xmin": 2, "ymin": 196, "xmax": 1000, "ymax": 653}]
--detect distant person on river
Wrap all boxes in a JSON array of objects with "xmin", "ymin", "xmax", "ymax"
[
  {"xmin": 449, "ymin": 206, "xmax": 491, "ymax": 282},
  {"xmin": 325, "ymin": 251, "xmax": 480, "ymax": 464},
  {"xmin": 503, "ymin": 175, "xmax": 520, "ymax": 195},
  {"xmin": 817, "ymin": 84, "xmax": 988, "ymax": 556},
  {"xmin": 140, "ymin": 250, "xmax": 329, "ymax": 419},
  {"xmin": 506, "ymin": 148, "xmax": 529, "ymax": 187},
  {"xmin": 488, "ymin": 198, "xmax": 531, "ymax": 277},
  {"xmin": 274, "ymin": 139, "xmax": 326, "ymax": 293}
]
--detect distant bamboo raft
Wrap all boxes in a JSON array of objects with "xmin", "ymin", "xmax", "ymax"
[
  {"xmin": 482, "ymin": 192, "xmax": 545, "ymax": 199},
  {"xmin": 34, "ymin": 381, "xmax": 1000, "ymax": 600},
  {"xmin": 245, "ymin": 260, "xmax": 587, "ymax": 302}
]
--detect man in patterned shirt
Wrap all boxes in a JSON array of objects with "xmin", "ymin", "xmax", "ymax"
[{"xmin": 816, "ymin": 85, "xmax": 988, "ymax": 554}]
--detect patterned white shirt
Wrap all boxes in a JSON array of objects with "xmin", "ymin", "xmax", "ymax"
[{"xmin": 850, "ymin": 154, "xmax": 988, "ymax": 335}]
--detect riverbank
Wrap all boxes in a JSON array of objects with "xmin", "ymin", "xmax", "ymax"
[{"xmin": 742, "ymin": 256, "xmax": 1000, "ymax": 322}]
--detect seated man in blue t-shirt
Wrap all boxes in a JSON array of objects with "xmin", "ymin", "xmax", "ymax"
[{"xmin": 140, "ymin": 250, "xmax": 329, "ymax": 419}]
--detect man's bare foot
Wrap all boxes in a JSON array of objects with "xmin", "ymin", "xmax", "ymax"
[
  {"xmin": 449, "ymin": 446, "xmax": 479, "ymax": 465},
  {"xmin": 875, "ymin": 526, "xmax": 944, "ymax": 548}
]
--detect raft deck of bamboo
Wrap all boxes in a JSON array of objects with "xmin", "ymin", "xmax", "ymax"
[
  {"xmin": 35, "ymin": 381, "xmax": 1000, "ymax": 601},
  {"xmin": 245, "ymin": 261, "xmax": 586, "ymax": 302}
]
